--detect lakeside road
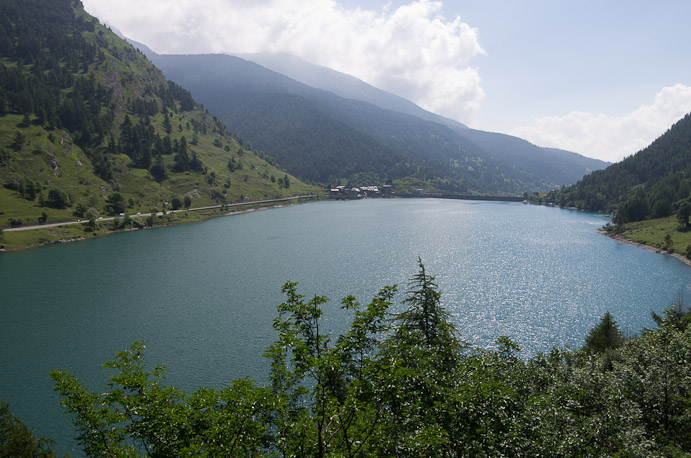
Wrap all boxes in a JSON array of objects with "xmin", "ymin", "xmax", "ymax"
[
  {"xmin": 3, "ymin": 195, "xmax": 323, "ymax": 232},
  {"xmin": 3, "ymin": 194, "xmax": 525, "ymax": 233}
]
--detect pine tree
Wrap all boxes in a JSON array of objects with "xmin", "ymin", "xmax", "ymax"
[
  {"xmin": 396, "ymin": 257, "xmax": 459, "ymax": 351},
  {"xmin": 162, "ymin": 112, "xmax": 172, "ymax": 134},
  {"xmin": 585, "ymin": 311, "xmax": 624, "ymax": 353}
]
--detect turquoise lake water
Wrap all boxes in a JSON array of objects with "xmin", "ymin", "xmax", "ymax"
[{"xmin": 1, "ymin": 198, "xmax": 690, "ymax": 453}]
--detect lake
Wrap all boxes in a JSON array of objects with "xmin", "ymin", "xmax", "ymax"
[{"xmin": 1, "ymin": 198, "xmax": 690, "ymax": 453}]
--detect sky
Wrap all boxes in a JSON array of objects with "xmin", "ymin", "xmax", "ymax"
[{"xmin": 81, "ymin": 0, "xmax": 691, "ymax": 163}]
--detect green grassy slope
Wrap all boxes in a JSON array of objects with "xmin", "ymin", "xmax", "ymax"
[{"xmin": 0, "ymin": 0, "xmax": 318, "ymax": 234}]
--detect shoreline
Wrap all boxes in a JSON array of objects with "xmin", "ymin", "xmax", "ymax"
[
  {"xmin": 599, "ymin": 229, "xmax": 691, "ymax": 268},
  {"xmin": 11, "ymin": 197, "xmax": 691, "ymax": 263},
  {"xmin": 0, "ymin": 196, "xmax": 323, "ymax": 252}
]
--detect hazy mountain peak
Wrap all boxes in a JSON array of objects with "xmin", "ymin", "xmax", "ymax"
[{"xmin": 234, "ymin": 51, "xmax": 469, "ymax": 130}]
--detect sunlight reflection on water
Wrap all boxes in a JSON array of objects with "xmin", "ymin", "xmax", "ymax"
[{"xmin": 1, "ymin": 198, "xmax": 690, "ymax": 453}]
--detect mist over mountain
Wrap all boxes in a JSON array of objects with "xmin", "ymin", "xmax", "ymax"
[{"xmin": 235, "ymin": 52, "xmax": 470, "ymax": 131}]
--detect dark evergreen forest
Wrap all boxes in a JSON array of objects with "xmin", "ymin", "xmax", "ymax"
[
  {"xmin": 0, "ymin": 0, "xmax": 199, "ymax": 178},
  {"xmin": 533, "ymin": 112, "xmax": 691, "ymax": 224}
]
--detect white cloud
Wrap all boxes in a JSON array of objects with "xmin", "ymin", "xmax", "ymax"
[
  {"xmin": 81, "ymin": 0, "xmax": 485, "ymax": 123},
  {"xmin": 509, "ymin": 84, "xmax": 691, "ymax": 163}
]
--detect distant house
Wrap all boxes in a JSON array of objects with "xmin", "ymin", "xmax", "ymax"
[
  {"xmin": 329, "ymin": 184, "xmax": 390, "ymax": 199},
  {"xmin": 360, "ymin": 186, "xmax": 380, "ymax": 196},
  {"xmin": 348, "ymin": 187, "xmax": 361, "ymax": 198}
]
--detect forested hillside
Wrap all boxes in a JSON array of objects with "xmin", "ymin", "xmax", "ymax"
[
  {"xmin": 0, "ymin": 0, "xmax": 313, "ymax": 230},
  {"xmin": 456, "ymin": 129, "xmax": 609, "ymax": 189},
  {"xmin": 149, "ymin": 51, "xmax": 607, "ymax": 195},
  {"xmin": 150, "ymin": 53, "xmax": 514, "ymax": 193},
  {"xmin": 534, "ymin": 113, "xmax": 691, "ymax": 223},
  {"xmin": 236, "ymin": 51, "xmax": 609, "ymax": 189},
  {"xmin": 235, "ymin": 51, "xmax": 469, "ymax": 127}
]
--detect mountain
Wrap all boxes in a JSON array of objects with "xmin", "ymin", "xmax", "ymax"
[
  {"xmin": 147, "ymin": 50, "xmax": 607, "ymax": 194},
  {"xmin": 235, "ymin": 51, "xmax": 470, "ymax": 131},
  {"xmin": 148, "ymin": 53, "xmax": 506, "ymax": 193},
  {"xmin": 236, "ymin": 52, "xmax": 609, "ymax": 187},
  {"xmin": 536, "ymin": 112, "xmax": 691, "ymax": 222},
  {"xmin": 455, "ymin": 130, "xmax": 609, "ymax": 190},
  {"xmin": 0, "ymin": 0, "xmax": 313, "ymax": 229}
]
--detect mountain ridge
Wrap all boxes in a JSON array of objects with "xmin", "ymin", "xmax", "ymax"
[
  {"xmin": 235, "ymin": 50, "xmax": 609, "ymax": 182},
  {"xmin": 234, "ymin": 51, "xmax": 471, "ymax": 131},
  {"xmin": 144, "ymin": 49, "xmax": 607, "ymax": 194}
]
